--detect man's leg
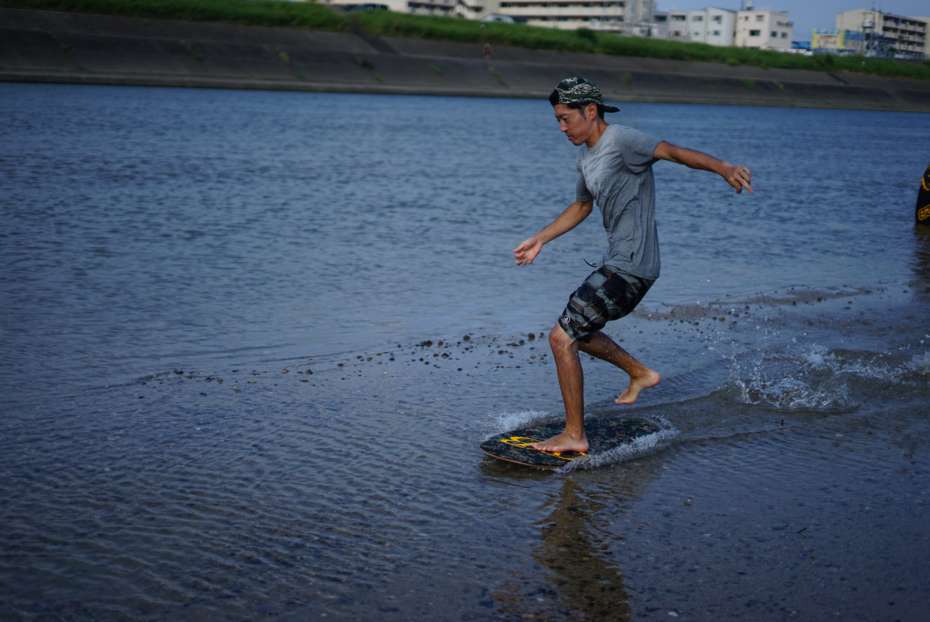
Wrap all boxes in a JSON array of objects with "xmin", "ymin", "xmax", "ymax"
[
  {"xmin": 530, "ymin": 324, "xmax": 589, "ymax": 454},
  {"xmin": 577, "ymin": 331, "xmax": 660, "ymax": 405}
]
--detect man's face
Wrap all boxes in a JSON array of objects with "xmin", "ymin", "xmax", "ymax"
[{"xmin": 553, "ymin": 103, "xmax": 596, "ymax": 145}]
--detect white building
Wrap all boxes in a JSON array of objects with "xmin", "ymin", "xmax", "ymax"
[
  {"xmin": 924, "ymin": 18, "xmax": 930, "ymax": 58},
  {"xmin": 689, "ymin": 8, "xmax": 737, "ymax": 46},
  {"xmin": 836, "ymin": 9, "xmax": 928, "ymax": 59},
  {"xmin": 323, "ymin": 0, "xmax": 663, "ymax": 33},
  {"xmin": 664, "ymin": 8, "xmax": 736, "ymax": 47},
  {"xmin": 456, "ymin": 0, "xmax": 499, "ymax": 21},
  {"xmin": 627, "ymin": 0, "xmax": 657, "ymax": 25},
  {"xmin": 665, "ymin": 11, "xmax": 689, "ymax": 41},
  {"xmin": 322, "ymin": 0, "xmax": 456, "ymax": 17},
  {"xmin": 644, "ymin": 11, "xmax": 670, "ymax": 38},
  {"xmin": 735, "ymin": 8, "xmax": 793, "ymax": 51},
  {"xmin": 492, "ymin": 0, "xmax": 626, "ymax": 32},
  {"xmin": 486, "ymin": 0, "xmax": 656, "ymax": 33}
]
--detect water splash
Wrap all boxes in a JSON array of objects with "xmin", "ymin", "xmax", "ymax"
[
  {"xmin": 558, "ymin": 417, "xmax": 679, "ymax": 473},
  {"xmin": 485, "ymin": 409, "xmax": 550, "ymax": 437},
  {"xmin": 723, "ymin": 342, "xmax": 930, "ymax": 413},
  {"xmin": 907, "ymin": 350, "xmax": 930, "ymax": 376},
  {"xmin": 723, "ymin": 343, "xmax": 852, "ymax": 413}
]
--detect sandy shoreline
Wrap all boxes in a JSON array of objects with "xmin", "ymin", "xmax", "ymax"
[{"xmin": 3, "ymin": 7, "xmax": 930, "ymax": 112}]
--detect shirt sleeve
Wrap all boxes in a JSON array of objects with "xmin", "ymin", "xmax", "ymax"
[
  {"xmin": 621, "ymin": 128, "xmax": 661, "ymax": 174},
  {"xmin": 576, "ymin": 175, "xmax": 593, "ymax": 203}
]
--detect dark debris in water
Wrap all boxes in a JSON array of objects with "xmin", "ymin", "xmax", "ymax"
[
  {"xmin": 131, "ymin": 285, "xmax": 929, "ymax": 404},
  {"xmin": 132, "ymin": 328, "xmax": 560, "ymax": 396},
  {"xmin": 639, "ymin": 286, "xmax": 878, "ymax": 322}
]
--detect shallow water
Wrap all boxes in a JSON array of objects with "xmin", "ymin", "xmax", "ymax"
[{"xmin": 2, "ymin": 83, "xmax": 930, "ymax": 620}]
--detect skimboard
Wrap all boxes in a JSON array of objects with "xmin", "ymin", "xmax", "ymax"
[{"xmin": 480, "ymin": 416, "xmax": 661, "ymax": 470}]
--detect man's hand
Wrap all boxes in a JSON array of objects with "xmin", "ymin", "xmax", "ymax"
[
  {"xmin": 513, "ymin": 236, "xmax": 543, "ymax": 266},
  {"xmin": 722, "ymin": 162, "xmax": 753, "ymax": 194},
  {"xmin": 654, "ymin": 141, "xmax": 753, "ymax": 194},
  {"xmin": 513, "ymin": 201, "xmax": 591, "ymax": 266}
]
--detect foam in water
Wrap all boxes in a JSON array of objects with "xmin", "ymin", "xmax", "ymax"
[
  {"xmin": 809, "ymin": 345, "xmax": 930, "ymax": 389},
  {"xmin": 907, "ymin": 350, "xmax": 930, "ymax": 375},
  {"xmin": 485, "ymin": 409, "xmax": 551, "ymax": 437},
  {"xmin": 723, "ymin": 340, "xmax": 930, "ymax": 413},
  {"xmin": 482, "ymin": 411, "xmax": 679, "ymax": 472},
  {"xmin": 558, "ymin": 418, "xmax": 679, "ymax": 473},
  {"xmin": 726, "ymin": 343, "xmax": 858, "ymax": 413},
  {"xmin": 737, "ymin": 374, "xmax": 854, "ymax": 412}
]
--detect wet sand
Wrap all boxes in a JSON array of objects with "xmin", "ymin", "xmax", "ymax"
[{"xmin": 10, "ymin": 282, "xmax": 922, "ymax": 620}]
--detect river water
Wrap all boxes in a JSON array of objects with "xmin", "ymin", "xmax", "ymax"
[{"xmin": 2, "ymin": 83, "xmax": 930, "ymax": 620}]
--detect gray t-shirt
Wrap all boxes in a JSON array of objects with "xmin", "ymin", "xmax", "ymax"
[{"xmin": 575, "ymin": 124, "xmax": 661, "ymax": 280}]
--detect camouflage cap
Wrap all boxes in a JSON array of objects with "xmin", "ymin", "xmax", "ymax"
[{"xmin": 552, "ymin": 76, "xmax": 620, "ymax": 113}]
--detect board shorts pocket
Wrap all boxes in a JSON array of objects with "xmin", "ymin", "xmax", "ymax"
[{"xmin": 557, "ymin": 266, "xmax": 653, "ymax": 342}]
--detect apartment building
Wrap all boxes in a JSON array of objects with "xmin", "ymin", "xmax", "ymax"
[
  {"xmin": 668, "ymin": 7, "xmax": 784, "ymax": 50},
  {"xmin": 925, "ymin": 18, "xmax": 930, "ymax": 59},
  {"xmin": 644, "ymin": 12, "xmax": 669, "ymax": 38},
  {"xmin": 665, "ymin": 11, "xmax": 689, "ymax": 40},
  {"xmin": 322, "ymin": 0, "xmax": 456, "ymax": 17},
  {"xmin": 484, "ymin": 0, "xmax": 656, "ymax": 33},
  {"xmin": 492, "ymin": 0, "xmax": 626, "ymax": 32},
  {"xmin": 325, "ymin": 0, "xmax": 659, "ymax": 33},
  {"xmin": 455, "ymin": 0, "xmax": 498, "ymax": 21},
  {"xmin": 836, "ymin": 9, "xmax": 928, "ymax": 60},
  {"xmin": 683, "ymin": 8, "xmax": 737, "ymax": 47},
  {"xmin": 734, "ymin": 9, "xmax": 793, "ymax": 51}
]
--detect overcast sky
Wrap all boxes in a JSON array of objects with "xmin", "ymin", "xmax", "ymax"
[{"xmin": 657, "ymin": 1, "xmax": 930, "ymax": 38}]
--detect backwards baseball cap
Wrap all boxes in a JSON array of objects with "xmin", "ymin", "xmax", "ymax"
[{"xmin": 550, "ymin": 76, "xmax": 620, "ymax": 113}]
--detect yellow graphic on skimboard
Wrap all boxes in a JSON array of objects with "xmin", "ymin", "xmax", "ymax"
[
  {"xmin": 481, "ymin": 417, "xmax": 661, "ymax": 470},
  {"xmin": 498, "ymin": 435, "xmax": 578, "ymax": 461}
]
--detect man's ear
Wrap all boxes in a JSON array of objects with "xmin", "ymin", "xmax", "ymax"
[{"xmin": 585, "ymin": 103, "xmax": 598, "ymax": 121}]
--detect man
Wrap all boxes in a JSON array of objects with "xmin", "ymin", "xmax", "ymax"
[{"xmin": 513, "ymin": 76, "xmax": 753, "ymax": 454}]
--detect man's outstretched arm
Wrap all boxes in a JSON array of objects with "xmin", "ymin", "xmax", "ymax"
[
  {"xmin": 514, "ymin": 200, "xmax": 593, "ymax": 265},
  {"xmin": 654, "ymin": 141, "xmax": 753, "ymax": 193}
]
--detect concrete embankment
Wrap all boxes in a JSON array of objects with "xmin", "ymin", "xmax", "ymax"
[{"xmin": 3, "ymin": 7, "xmax": 930, "ymax": 112}]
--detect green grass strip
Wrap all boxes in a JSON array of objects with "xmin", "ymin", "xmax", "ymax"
[
  {"xmin": 1, "ymin": 0, "xmax": 346, "ymax": 28},
  {"xmin": 3, "ymin": 0, "xmax": 929, "ymax": 80}
]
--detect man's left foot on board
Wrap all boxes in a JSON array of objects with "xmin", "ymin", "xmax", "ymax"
[
  {"xmin": 530, "ymin": 431, "xmax": 588, "ymax": 454},
  {"xmin": 615, "ymin": 369, "xmax": 661, "ymax": 405}
]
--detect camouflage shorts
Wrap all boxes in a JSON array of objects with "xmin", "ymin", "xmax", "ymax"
[{"xmin": 558, "ymin": 266, "xmax": 653, "ymax": 342}]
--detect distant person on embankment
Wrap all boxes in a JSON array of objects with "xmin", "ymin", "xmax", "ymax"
[{"xmin": 513, "ymin": 76, "xmax": 753, "ymax": 454}]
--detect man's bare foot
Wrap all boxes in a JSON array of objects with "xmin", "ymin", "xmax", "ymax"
[
  {"xmin": 615, "ymin": 369, "xmax": 661, "ymax": 405},
  {"xmin": 530, "ymin": 431, "xmax": 589, "ymax": 454}
]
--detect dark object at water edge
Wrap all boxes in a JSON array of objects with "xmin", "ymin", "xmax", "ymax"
[{"xmin": 917, "ymin": 164, "xmax": 930, "ymax": 226}]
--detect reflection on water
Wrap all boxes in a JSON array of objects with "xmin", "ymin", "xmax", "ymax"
[
  {"xmin": 488, "ymin": 477, "xmax": 632, "ymax": 621},
  {"xmin": 533, "ymin": 479, "xmax": 631, "ymax": 621},
  {"xmin": 486, "ymin": 455, "xmax": 668, "ymax": 621}
]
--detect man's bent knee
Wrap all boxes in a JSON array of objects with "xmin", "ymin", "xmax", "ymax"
[{"xmin": 549, "ymin": 324, "xmax": 577, "ymax": 354}]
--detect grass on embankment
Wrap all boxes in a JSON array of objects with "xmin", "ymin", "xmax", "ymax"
[{"xmin": 4, "ymin": 0, "xmax": 930, "ymax": 81}]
